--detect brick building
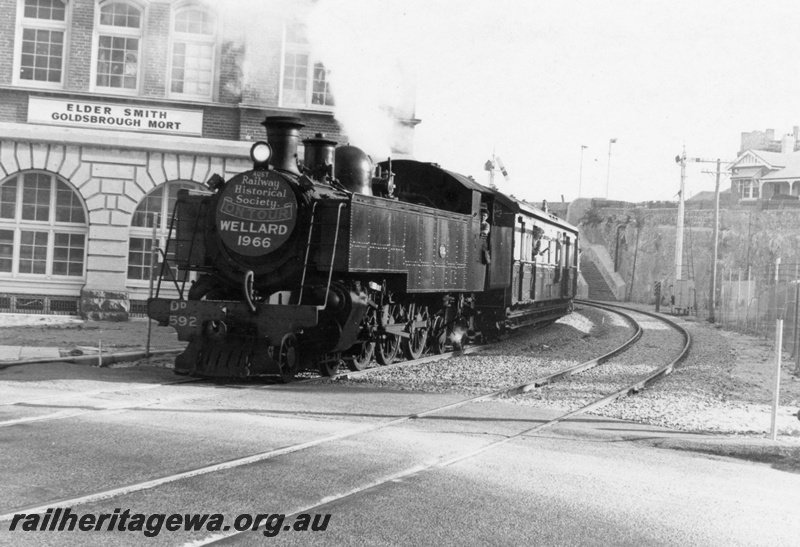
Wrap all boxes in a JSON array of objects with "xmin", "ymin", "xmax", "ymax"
[{"xmin": 0, "ymin": 0, "xmax": 417, "ymax": 318}]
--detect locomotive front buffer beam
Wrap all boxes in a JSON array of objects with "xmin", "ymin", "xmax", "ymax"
[
  {"xmin": 147, "ymin": 297, "xmax": 320, "ymax": 377},
  {"xmin": 148, "ymin": 298, "xmax": 319, "ymax": 341}
]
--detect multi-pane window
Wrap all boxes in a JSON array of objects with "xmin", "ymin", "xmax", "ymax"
[
  {"xmin": 0, "ymin": 172, "xmax": 87, "ymax": 278},
  {"xmin": 312, "ymin": 63, "xmax": 333, "ymax": 106},
  {"xmin": 95, "ymin": 1, "xmax": 142, "ymax": 91},
  {"xmin": 127, "ymin": 236, "xmax": 154, "ymax": 280},
  {"xmin": 53, "ymin": 233, "xmax": 86, "ymax": 276},
  {"xmin": 739, "ymin": 180, "xmax": 759, "ymax": 200},
  {"xmin": 21, "ymin": 173, "xmax": 51, "ymax": 221},
  {"xmin": 0, "ymin": 230, "xmax": 13, "ymax": 272},
  {"xmin": 0, "ymin": 180, "xmax": 17, "ymax": 219},
  {"xmin": 128, "ymin": 181, "xmax": 208, "ymax": 281},
  {"xmin": 170, "ymin": 7, "xmax": 216, "ymax": 98},
  {"xmin": 281, "ymin": 23, "xmax": 334, "ymax": 108},
  {"xmin": 56, "ymin": 180, "xmax": 85, "ymax": 222},
  {"xmin": 17, "ymin": 0, "xmax": 67, "ymax": 85},
  {"xmin": 19, "ymin": 231, "xmax": 48, "ymax": 274}
]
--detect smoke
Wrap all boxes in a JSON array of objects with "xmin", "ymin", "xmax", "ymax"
[
  {"xmin": 307, "ymin": 1, "xmax": 421, "ymax": 159},
  {"xmin": 206, "ymin": 0, "xmax": 420, "ymax": 159}
]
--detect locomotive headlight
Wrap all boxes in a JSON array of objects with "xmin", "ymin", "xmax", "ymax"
[{"xmin": 250, "ymin": 141, "xmax": 272, "ymax": 168}]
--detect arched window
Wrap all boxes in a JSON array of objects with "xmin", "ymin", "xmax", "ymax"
[
  {"xmin": 94, "ymin": 1, "xmax": 143, "ymax": 92},
  {"xmin": 0, "ymin": 172, "xmax": 88, "ymax": 277},
  {"xmin": 15, "ymin": 0, "xmax": 68, "ymax": 87},
  {"xmin": 169, "ymin": 4, "xmax": 217, "ymax": 99},
  {"xmin": 128, "ymin": 181, "xmax": 208, "ymax": 281}
]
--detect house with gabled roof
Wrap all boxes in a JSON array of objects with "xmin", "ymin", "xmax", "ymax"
[{"xmin": 729, "ymin": 131, "xmax": 800, "ymax": 202}]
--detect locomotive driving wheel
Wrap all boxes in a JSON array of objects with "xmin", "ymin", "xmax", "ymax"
[
  {"xmin": 318, "ymin": 353, "xmax": 342, "ymax": 377},
  {"xmin": 347, "ymin": 341, "xmax": 375, "ymax": 371},
  {"xmin": 277, "ymin": 333, "xmax": 299, "ymax": 383},
  {"xmin": 375, "ymin": 304, "xmax": 401, "ymax": 366},
  {"xmin": 428, "ymin": 315, "xmax": 447, "ymax": 354},
  {"xmin": 401, "ymin": 304, "xmax": 428, "ymax": 360},
  {"xmin": 346, "ymin": 306, "xmax": 377, "ymax": 371}
]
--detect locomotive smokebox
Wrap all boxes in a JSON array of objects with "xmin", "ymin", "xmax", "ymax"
[
  {"xmin": 261, "ymin": 116, "xmax": 304, "ymax": 175},
  {"xmin": 303, "ymin": 133, "xmax": 338, "ymax": 181},
  {"xmin": 335, "ymin": 145, "xmax": 373, "ymax": 196}
]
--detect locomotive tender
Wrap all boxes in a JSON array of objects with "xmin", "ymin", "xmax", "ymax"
[{"xmin": 147, "ymin": 116, "xmax": 579, "ymax": 381}]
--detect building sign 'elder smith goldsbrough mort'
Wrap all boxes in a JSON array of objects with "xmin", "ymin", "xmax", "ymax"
[{"xmin": 27, "ymin": 97, "xmax": 204, "ymax": 136}]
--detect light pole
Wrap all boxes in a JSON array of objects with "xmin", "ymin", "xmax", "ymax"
[
  {"xmin": 606, "ymin": 138, "xmax": 617, "ymax": 198},
  {"xmin": 579, "ymin": 145, "xmax": 587, "ymax": 198}
]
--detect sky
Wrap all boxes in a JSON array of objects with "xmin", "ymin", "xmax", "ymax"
[{"xmin": 306, "ymin": 0, "xmax": 800, "ymax": 204}]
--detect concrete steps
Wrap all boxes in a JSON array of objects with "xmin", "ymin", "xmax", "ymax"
[{"xmin": 581, "ymin": 259, "xmax": 617, "ymax": 301}]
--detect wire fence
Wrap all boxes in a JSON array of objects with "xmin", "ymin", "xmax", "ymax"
[{"xmin": 716, "ymin": 263, "xmax": 800, "ymax": 369}]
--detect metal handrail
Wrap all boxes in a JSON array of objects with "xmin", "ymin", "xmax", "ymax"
[{"xmin": 298, "ymin": 202, "xmax": 346, "ymax": 310}]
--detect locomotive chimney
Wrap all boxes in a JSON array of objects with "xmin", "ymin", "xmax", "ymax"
[
  {"xmin": 302, "ymin": 133, "xmax": 338, "ymax": 181},
  {"xmin": 260, "ymin": 116, "xmax": 304, "ymax": 175}
]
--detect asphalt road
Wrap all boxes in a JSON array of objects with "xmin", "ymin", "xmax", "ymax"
[{"xmin": 2, "ymin": 361, "xmax": 799, "ymax": 546}]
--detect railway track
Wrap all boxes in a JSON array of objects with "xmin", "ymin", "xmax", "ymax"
[
  {"xmin": 0, "ymin": 299, "xmax": 691, "ymax": 545},
  {"xmin": 0, "ymin": 310, "xmax": 614, "ymax": 428}
]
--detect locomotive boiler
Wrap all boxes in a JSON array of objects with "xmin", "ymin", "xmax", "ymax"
[{"xmin": 147, "ymin": 116, "xmax": 579, "ymax": 381}]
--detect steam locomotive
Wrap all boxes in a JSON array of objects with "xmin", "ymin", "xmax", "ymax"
[{"xmin": 147, "ymin": 116, "xmax": 579, "ymax": 381}]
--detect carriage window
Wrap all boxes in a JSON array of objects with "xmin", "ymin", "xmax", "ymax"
[
  {"xmin": 555, "ymin": 233, "xmax": 562, "ymax": 265},
  {"xmin": 523, "ymin": 230, "xmax": 531, "ymax": 261},
  {"xmin": 514, "ymin": 225, "xmax": 523, "ymax": 261}
]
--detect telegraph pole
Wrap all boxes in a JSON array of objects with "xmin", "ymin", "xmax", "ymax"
[
  {"xmin": 675, "ymin": 146, "xmax": 686, "ymax": 281},
  {"xmin": 676, "ymin": 149, "xmax": 734, "ymax": 280},
  {"xmin": 709, "ymin": 159, "xmax": 721, "ymax": 322},
  {"xmin": 683, "ymin": 153, "xmax": 733, "ymax": 321},
  {"xmin": 606, "ymin": 139, "xmax": 616, "ymax": 199},
  {"xmin": 579, "ymin": 145, "xmax": 587, "ymax": 198}
]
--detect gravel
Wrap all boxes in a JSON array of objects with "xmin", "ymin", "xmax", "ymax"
[{"xmin": 594, "ymin": 314, "xmax": 800, "ymax": 440}]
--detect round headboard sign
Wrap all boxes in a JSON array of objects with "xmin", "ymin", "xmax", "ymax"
[{"xmin": 216, "ymin": 170, "xmax": 297, "ymax": 257}]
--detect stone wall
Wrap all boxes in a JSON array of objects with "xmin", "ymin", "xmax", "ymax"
[{"xmin": 577, "ymin": 203, "xmax": 800, "ymax": 308}]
